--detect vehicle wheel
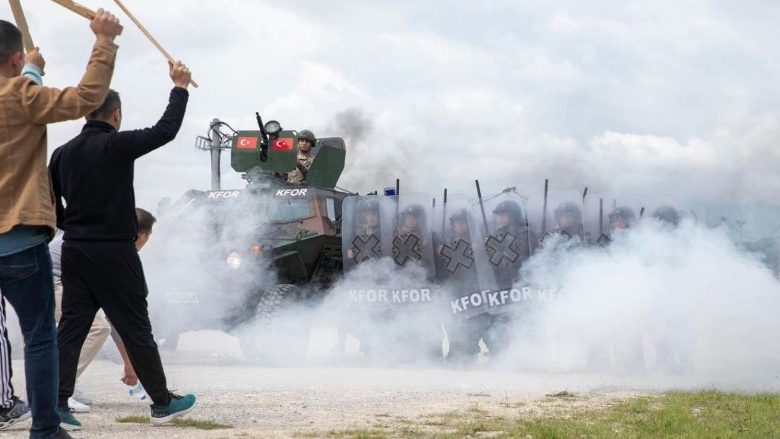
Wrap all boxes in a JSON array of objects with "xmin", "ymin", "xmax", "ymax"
[{"xmin": 239, "ymin": 284, "xmax": 310, "ymax": 364}]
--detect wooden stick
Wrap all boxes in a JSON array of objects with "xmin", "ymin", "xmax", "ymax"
[
  {"xmin": 51, "ymin": 0, "xmax": 123, "ymax": 35},
  {"xmin": 113, "ymin": 0, "xmax": 198, "ymax": 88},
  {"xmin": 9, "ymin": 0, "xmax": 34, "ymax": 52}
]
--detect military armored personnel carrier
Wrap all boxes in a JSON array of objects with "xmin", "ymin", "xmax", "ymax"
[{"xmin": 148, "ymin": 116, "xmax": 350, "ymax": 358}]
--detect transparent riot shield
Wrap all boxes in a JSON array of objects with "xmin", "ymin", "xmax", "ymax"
[
  {"xmin": 337, "ymin": 194, "xmax": 445, "ymax": 361},
  {"xmin": 527, "ymin": 189, "xmax": 590, "ymax": 248},
  {"xmin": 392, "ymin": 195, "xmax": 437, "ymax": 279},
  {"xmin": 584, "ymin": 192, "xmax": 639, "ymax": 246},
  {"xmin": 437, "ymin": 192, "xmax": 537, "ymax": 320},
  {"xmin": 481, "ymin": 192, "xmax": 533, "ymax": 289},
  {"xmin": 342, "ymin": 195, "xmax": 396, "ymax": 271}
]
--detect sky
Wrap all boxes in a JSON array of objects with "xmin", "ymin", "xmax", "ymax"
[{"xmin": 2, "ymin": 0, "xmax": 780, "ymax": 211}]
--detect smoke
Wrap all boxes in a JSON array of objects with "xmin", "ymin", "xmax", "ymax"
[
  {"xmin": 490, "ymin": 220, "xmax": 780, "ymax": 390},
  {"xmin": 327, "ymin": 107, "xmax": 415, "ymax": 192},
  {"xmin": 330, "ymin": 108, "xmax": 374, "ymax": 149}
]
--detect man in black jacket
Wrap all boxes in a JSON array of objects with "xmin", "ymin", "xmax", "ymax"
[{"xmin": 49, "ymin": 61, "xmax": 196, "ymax": 431}]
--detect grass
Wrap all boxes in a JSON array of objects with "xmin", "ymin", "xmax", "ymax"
[
  {"xmin": 115, "ymin": 415, "xmax": 233, "ymax": 430},
  {"xmin": 545, "ymin": 390, "xmax": 577, "ymax": 398},
  {"xmin": 318, "ymin": 391, "xmax": 780, "ymax": 438}
]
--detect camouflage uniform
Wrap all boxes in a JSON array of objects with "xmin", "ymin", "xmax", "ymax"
[{"xmin": 286, "ymin": 151, "xmax": 313, "ymax": 184}]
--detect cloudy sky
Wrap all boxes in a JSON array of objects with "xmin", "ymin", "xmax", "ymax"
[{"xmin": 3, "ymin": 0, "xmax": 780, "ymax": 209}]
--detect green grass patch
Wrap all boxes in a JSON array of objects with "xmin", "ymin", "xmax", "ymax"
[
  {"xmin": 314, "ymin": 391, "xmax": 780, "ymax": 438},
  {"xmin": 545, "ymin": 389, "xmax": 577, "ymax": 398},
  {"xmin": 115, "ymin": 415, "xmax": 232, "ymax": 430},
  {"xmin": 116, "ymin": 415, "xmax": 148, "ymax": 424}
]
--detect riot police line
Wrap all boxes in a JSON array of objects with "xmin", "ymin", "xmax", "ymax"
[{"xmin": 336, "ymin": 179, "xmax": 697, "ymax": 363}]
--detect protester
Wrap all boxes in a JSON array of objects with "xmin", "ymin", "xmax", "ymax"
[
  {"xmin": 0, "ymin": 10, "xmax": 122, "ymax": 439},
  {"xmin": 50, "ymin": 61, "xmax": 196, "ymax": 431}
]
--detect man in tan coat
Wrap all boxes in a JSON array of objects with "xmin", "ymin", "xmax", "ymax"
[{"xmin": 0, "ymin": 10, "xmax": 122, "ymax": 439}]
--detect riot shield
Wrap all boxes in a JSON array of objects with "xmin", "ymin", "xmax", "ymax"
[
  {"xmin": 527, "ymin": 189, "xmax": 590, "ymax": 248},
  {"xmin": 392, "ymin": 195, "xmax": 437, "ymax": 279},
  {"xmin": 584, "ymin": 192, "xmax": 638, "ymax": 246},
  {"xmin": 438, "ymin": 192, "xmax": 536, "ymax": 320},
  {"xmin": 342, "ymin": 195, "xmax": 396, "ymax": 271},
  {"xmin": 337, "ymin": 194, "xmax": 445, "ymax": 361}
]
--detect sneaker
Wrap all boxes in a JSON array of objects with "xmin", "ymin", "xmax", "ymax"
[
  {"xmin": 58, "ymin": 408, "xmax": 82, "ymax": 432},
  {"xmin": 67, "ymin": 397, "xmax": 91, "ymax": 413},
  {"xmin": 55, "ymin": 427, "xmax": 74, "ymax": 439},
  {"xmin": 72, "ymin": 388, "xmax": 92, "ymax": 405},
  {"xmin": 150, "ymin": 392, "xmax": 197, "ymax": 425},
  {"xmin": 0, "ymin": 397, "xmax": 31, "ymax": 430}
]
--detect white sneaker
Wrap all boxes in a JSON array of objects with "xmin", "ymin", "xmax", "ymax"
[
  {"xmin": 72, "ymin": 388, "xmax": 92, "ymax": 405},
  {"xmin": 67, "ymin": 397, "xmax": 91, "ymax": 413}
]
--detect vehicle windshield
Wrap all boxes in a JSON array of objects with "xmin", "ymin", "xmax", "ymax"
[{"xmin": 268, "ymin": 198, "xmax": 312, "ymax": 223}]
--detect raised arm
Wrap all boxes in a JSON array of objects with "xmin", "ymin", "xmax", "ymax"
[
  {"xmin": 21, "ymin": 9, "xmax": 123, "ymax": 124},
  {"xmin": 114, "ymin": 61, "xmax": 192, "ymax": 159}
]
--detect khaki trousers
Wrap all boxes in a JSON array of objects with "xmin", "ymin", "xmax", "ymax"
[{"xmin": 54, "ymin": 280, "xmax": 111, "ymax": 379}]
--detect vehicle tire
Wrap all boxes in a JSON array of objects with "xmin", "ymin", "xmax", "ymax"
[{"xmin": 239, "ymin": 284, "xmax": 310, "ymax": 364}]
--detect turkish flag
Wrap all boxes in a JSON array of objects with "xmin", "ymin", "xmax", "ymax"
[
  {"xmin": 236, "ymin": 136, "xmax": 258, "ymax": 149},
  {"xmin": 273, "ymin": 138, "xmax": 294, "ymax": 151}
]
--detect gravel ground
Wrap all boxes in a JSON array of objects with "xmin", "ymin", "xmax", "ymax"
[
  {"xmin": 5, "ymin": 358, "xmax": 648, "ymax": 439},
  {"xmin": 3, "ymin": 330, "xmax": 774, "ymax": 438}
]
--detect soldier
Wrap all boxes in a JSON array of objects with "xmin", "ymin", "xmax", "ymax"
[
  {"xmin": 489, "ymin": 200, "xmax": 530, "ymax": 287},
  {"xmin": 398, "ymin": 205, "xmax": 426, "ymax": 237},
  {"xmin": 652, "ymin": 206, "xmax": 680, "ymax": 227},
  {"xmin": 553, "ymin": 202, "xmax": 584, "ymax": 238},
  {"xmin": 286, "ymin": 130, "xmax": 316, "ymax": 184},
  {"xmin": 394, "ymin": 205, "xmax": 428, "ymax": 267},
  {"xmin": 346, "ymin": 199, "xmax": 381, "ymax": 261},
  {"xmin": 439, "ymin": 209, "xmax": 483, "ymax": 364},
  {"xmin": 609, "ymin": 206, "xmax": 636, "ymax": 231}
]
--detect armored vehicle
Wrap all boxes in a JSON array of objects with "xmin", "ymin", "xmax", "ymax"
[{"xmin": 148, "ymin": 117, "xmax": 349, "ymax": 358}]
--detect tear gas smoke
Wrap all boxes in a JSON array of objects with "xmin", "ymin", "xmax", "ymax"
[
  {"xmin": 142, "ymin": 193, "xmax": 780, "ymax": 392},
  {"xmin": 494, "ymin": 220, "xmax": 780, "ymax": 390}
]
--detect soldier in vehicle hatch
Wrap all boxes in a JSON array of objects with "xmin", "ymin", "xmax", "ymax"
[
  {"xmin": 347, "ymin": 199, "xmax": 382, "ymax": 262},
  {"xmin": 488, "ymin": 200, "xmax": 530, "ymax": 288},
  {"xmin": 286, "ymin": 130, "xmax": 316, "ymax": 184}
]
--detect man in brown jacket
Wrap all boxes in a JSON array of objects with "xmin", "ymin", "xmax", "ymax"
[{"xmin": 0, "ymin": 10, "xmax": 122, "ymax": 439}]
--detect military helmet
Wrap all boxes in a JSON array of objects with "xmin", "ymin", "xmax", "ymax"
[
  {"xmin": 493, "ymin": 200, "xmax": 524, "ymax": 223},
  {"xmin": 359, "ymin": 198, "xmax": 380, "ymax": 213},
  {"xmin": 449, "ymin": 209, "xmax": 469, "ymax": 224},
  {"xmin": 554, "ymin": 201, "xmax": 582, "ymax": 221},
  {"xmin": 401, "ymin": 204, "xmax": 425, "ymax": 218},
  {"xmin": 298, "ymin": 129, "xmax": 317, "ymax": 144},
  {"xmin": 609, "ymin": 206, "xmax": 636, "ymax": 223},
  {"xmin": 652, "ymin": 206, "xmax": 680, "ymax": 226}
]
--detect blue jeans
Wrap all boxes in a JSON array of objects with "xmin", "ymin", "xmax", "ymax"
[{"xmin": 0, "ymin": 243, "xmax": 59, "ymax": 438}]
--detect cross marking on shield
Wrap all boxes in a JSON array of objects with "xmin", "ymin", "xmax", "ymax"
[
  {"xmin": 441, "ymin": 239, "xmax": 474, "ymax": 273},
  {"xmin": 393, "ymin": 233, "xmax": 423, "ymax": 265},
  {"xmin": 485, "ymin": 233, "xmax": 520, "ymax": 265},
  {"xmin": 352, "ymin": 234, "xmax": 381, "ymax": 263}
]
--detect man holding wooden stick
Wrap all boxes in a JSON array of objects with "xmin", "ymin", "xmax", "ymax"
[
  {"xmin": 51, "ymin": 60, "xmax": 197, "ymax": 431},
  {"xmin": 0, "ymin": 7, "xmax": 122, "ymax": 439}
]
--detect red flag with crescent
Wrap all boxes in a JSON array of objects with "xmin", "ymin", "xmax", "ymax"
[
  {"xmin": 236, "ymin": 136, "xmax": 258, "ymax": 149},
  {"xmin": 273, "ymin": 138, "xmax": 294, "ymax": 151}
]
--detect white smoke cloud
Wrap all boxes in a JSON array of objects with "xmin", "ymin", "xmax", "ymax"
[{"xmin": 493, "ymin": 221, "xmax": 780, "ymax": 390}]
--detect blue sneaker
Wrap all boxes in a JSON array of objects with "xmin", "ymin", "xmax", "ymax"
[
  {"xmin": 150, "ymin": 392, "xmax": 196, "ymax": 425},
  {"xmin": 58, "ymin": 408, "xmax": 82, "ymax": 431}
]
